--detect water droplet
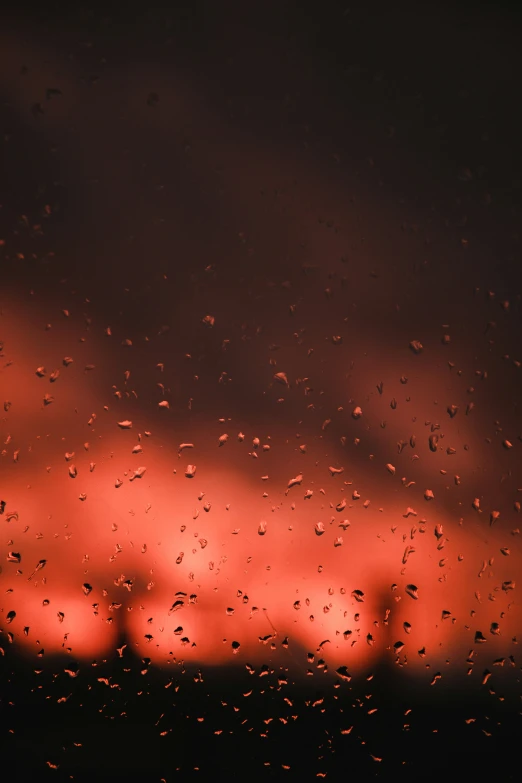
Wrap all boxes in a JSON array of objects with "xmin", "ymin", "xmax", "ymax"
[{"xmin": 405, "ymin": 584, "xmax": 419, "ymax": 600}]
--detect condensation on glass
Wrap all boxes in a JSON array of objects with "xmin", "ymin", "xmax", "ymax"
[{"xmin": 0, "ymin": 4, "xmax": 521, "ymax": 780}]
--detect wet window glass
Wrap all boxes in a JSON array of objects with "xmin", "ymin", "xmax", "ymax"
[{"xmin": 1, "ymin": 2, "xmax": 521, "ymax": 780}]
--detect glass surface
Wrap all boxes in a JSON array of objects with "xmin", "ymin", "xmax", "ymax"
[{"xmin": 1, "ymin": 2, "xmax": 521, "ymax": 780}]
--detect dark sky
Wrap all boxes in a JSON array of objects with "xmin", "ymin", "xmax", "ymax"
[{"xmin": 2, "ymin": 0, "xmax": 521, "ymax": 301}]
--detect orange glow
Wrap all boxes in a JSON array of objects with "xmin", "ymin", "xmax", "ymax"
[{"xmin": 2, "ymin": 302, "xmax": 520, "ymax": 677}]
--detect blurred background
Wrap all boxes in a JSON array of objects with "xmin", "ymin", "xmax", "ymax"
[{"xmin": 1, "ymin": 0, "xmax": 522, "ymax": 780}]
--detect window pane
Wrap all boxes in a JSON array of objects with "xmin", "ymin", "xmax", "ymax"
[{"xmin": 1, "ymin": 3, "xmax": 521, "ymax": 780}]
